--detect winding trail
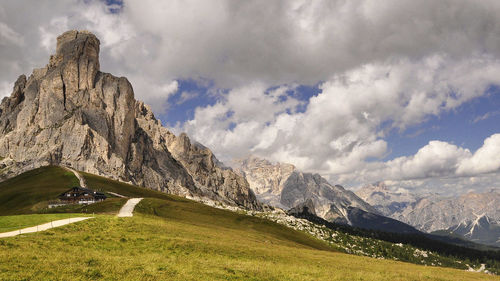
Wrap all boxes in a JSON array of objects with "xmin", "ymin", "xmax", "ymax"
[
  {"xmin": 62, "ymin": 166, "xmax": 128, "ymax": 198},
  {"xmin": 63, "ymin": 166, "xmax": 87, "ymax": 188},
  {"xmin": 108, "ymin": 191, "xmax": 128, "ymax": 198},
  {"xmin": 0, "ymin": 217, "xmax": 93, "ymax": 238},
  {"xmin": 62, "ymin": 166, "xmax": 141, "ymax": 217},
  {"xmin": 117, "ymin": 198, "xmax": 143, "ymax": 217}
]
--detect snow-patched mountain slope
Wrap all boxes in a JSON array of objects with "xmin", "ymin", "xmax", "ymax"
[
  {"xmin": 356, "ymin": 184, "xmax": 500, "ymax": 233},
  {"xmin": 441, "ymin": 214, "xmax": 500, "ymax": 247}
]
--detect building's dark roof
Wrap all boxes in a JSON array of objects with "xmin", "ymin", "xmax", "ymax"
[{"xmin": 58, "ymin": 186, "xmax": 106, "ymax": 199}]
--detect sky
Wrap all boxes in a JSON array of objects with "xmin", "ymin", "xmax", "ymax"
[{"xmin": 1, "ymin": 0, "xmax": 500, "ymax": 195}]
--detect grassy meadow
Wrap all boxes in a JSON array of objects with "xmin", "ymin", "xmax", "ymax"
[
  {"xmin": 0, "ymin": 166, "xmax": 78, "ymax": 215},
  {"xmin": 0, "ymin": 213, "xmax": 84, "ymax": 232},
  {"xmin": 80, "ymin": 171, "xmax": 176, "ymax": 200},
  {"xmin": 0, "ymin": 166, "xmax": 498, "ymax": 280},
  {"xmin": 0, "ymin": 202, "xmax": 497, "ymax": 280}
]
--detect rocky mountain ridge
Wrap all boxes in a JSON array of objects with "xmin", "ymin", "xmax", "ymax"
[
  {"xmin": 233, "ymin": 155, "xmax": 378, "ymax": 223},
  {"xmin": 0, "ymin": 30, "xmax": 260, "ymax": 210},
  {"xmin": 356, "ymin": 183, "xmax": 500, "ymax": 233},
  {"xmin": 441, "ymin": 214, "xmax": 500, "ymax": 247},
  {"xmin": 355, "ymin": 182, "xmax": 421, "ymax": 215}
]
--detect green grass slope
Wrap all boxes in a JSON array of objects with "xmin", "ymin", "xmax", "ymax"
[
  {"xmin": 0, "ymin": 213, "xmax": 84, "ymax": 232},
  {"xmin": 137, "ymin": 198, "xmax": 331, "ymax": 251},
  {"xmin": 0, "ymin": 166, "xmax": 79, "ymax": 215},
  {"xmin": 0, "ymin": 166, "xmax": 498, "ymax": 280},
  {"xmin": 81, "ymin": 171, "xmax": 177, "ymax": 200},
  {"xmin": 0, "ymin": 210, "xmax": 497, "ymax": 280},
  {"xmin": 0, "ymin": 166, "xmax": 163, "ymax": 215}
]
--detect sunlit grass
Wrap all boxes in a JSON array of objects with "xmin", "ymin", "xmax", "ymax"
[
  {"xmin": 0, "ymin": 213, "xmax": 84, "ymax": 232},
  {"xmin": 0, "ymin": 166, "xmax": 78, "ymax": 215},
  {"xmin": 0, "ymin": 199, "xmax": 497, "ymax": 280},
  {"xmin": 0, "ymin": 167, "xmax": 498, "ymax": 280}
]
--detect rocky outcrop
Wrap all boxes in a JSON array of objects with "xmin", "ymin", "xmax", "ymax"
[
  {"xmin": 356, "ymin": 182, "xmax": 420, "ymax": 217},
  {"xmin": 233, "ymin": 155, "xmax": 295, "ymax": 209},
  {"xmin": 234, "ymin": 155, "xmax": 377, "ymax": 222},
  {"xmin": 0, "ymin": 30, "xmax": 260, "ymax": 210},
  {"xmin": 288, "ymin": 198, "xmax": 317, "ymax": 217}
]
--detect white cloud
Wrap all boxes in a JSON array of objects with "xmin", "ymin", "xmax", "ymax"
[
  {"xmin": 182, "ymin": 83, "xmax": 302, "ymax": 157},
  {"xmin": 0, "ymin": 22, "xmax": 23, "ymax": 46},
  {"xmin": 345, "ymin": 134, "xmax": 500, "ymax": 190},
  {"xmin": 38, "ymin": 17, "xmax": 69, "ymax": 51},
  {"xmin": 118, "ymin": 0, "xmax": 500, "ymax": 88},
  {"xmin": 457, "ymin": 134, "xmax": 500, "ymax": 176},
  {"xmin": 0, "ymin": 81, "xmax": 12, "ymax": 99},
  {"xmin": 131, "ymin": 79, "xmax": 179, "ymax": 114},
  {"xmin": 182, "ymin": 55, "xmax": 500, "ymax": 175},
  {"xmin": 176, "ymin": 91, "xmax": 198, "ymax": 105},
  {"xmin": 1, "ymin": 0, "xmax": 500, "ymax": 194},
  {"xmin": 363, "ymin": 141, "xmax": 471, "ymax": 182},
  {"xmin": 3, "ymin": 0, "xmax": 500, "ymax": 97},
  {"xmin": 473, "ymin": 111, "xmax": 500, "ymax": 123}
]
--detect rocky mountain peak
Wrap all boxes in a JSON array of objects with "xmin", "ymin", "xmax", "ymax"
[
  {"xmin": 48, "ymin": 30, "xmax": 100, "ymax": 92},
  {"xmin": 233, "ymin": 155, "xmax": 295, "ymax": 200},
  {"xmin": 56, "ymin": 30, "xmax": 99, "ymax": 56},
  {"xmin": 355, "ymin": 182, "xmax": 419, "ymax": 217},
  {"xmin": 0, "ymin": 30, "xmax": 261, "ymax": 210},
  {"xmin": 233, "ymin": 155, "xmax": 377, "ymax": 222}
]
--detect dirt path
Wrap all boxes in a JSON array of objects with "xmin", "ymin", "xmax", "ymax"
[
  {"xmin": 107, "ymin": 191, "xmax": 128, "ymax": 198},
  {"xmin": 62, "ymin": 166, "xmax": 128, "ymax": 198},
  {"xmin": 63, "ymin": 166, "xmax": 87, "ymax": 188},
  {"xmin": 117, "ymin": 198, "xmax": 143, "ymax": 217},
  {"xmin": 0, "ymin": 217, "xmax": 93, "ymax": 238}
]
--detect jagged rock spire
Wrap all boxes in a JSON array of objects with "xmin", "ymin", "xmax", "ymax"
[
  {"xmin": 0, "ymin": 30, "xmax": 261, "ymax": 211},
  {"xmin": 48, "ymin": 30, "xmax": 100, "ymax": 93}
]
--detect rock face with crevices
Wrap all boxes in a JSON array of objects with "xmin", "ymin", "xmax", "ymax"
[
  {"xmin": 233, "ymin": 155, "xmax": 376, "ymax": 222},
  {"xmin": 0, "ymin": 30, "xmax": 260, "ymax": 210}
]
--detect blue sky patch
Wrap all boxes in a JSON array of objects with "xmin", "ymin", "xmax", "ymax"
[{"xmin": 383, "ymin": 86, "xmax": 500, "ymax": 160}]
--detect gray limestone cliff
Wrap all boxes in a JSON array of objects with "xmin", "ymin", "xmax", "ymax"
[
  {"xmin": 0, "ymin": 30, "xmax": 260, "ymax": 210},
  {"xmin": 233, "ymin": 155, "xmax": 376, "ymax": 222}
]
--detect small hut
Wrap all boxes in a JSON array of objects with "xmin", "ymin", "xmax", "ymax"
[{"xmin": 57, "ymin": 187, "xmax": 106, "ymax": 205}]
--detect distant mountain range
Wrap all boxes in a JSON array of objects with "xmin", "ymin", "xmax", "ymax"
[
  {"xmin": 233, "ymin": 156, "xmax": 419, "ymax": 234},
  {"xmin": 433, "ymin": 214, "xmax": 500, "ymax": 247},
  {"xmin": 356, "ymin": 182, "xmax": 500, "ymax": 246}
]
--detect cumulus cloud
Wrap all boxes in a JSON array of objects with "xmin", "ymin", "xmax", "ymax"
[
  {"xmin": 361, "ymin": 141, "xmax": 471, "ymax": 182},
  {"xmin": 134, "ymin": 79, "xmax": 179, "ymax": 114},
  {"xmin": 3, "ymin": 0, "xmax": 500, "ymax": 105},
  {"xmin": 0, "ymin": 22, "xmax": 23, "ymax": 46},
  {"xmin": 457, "ymin": 134, "xmax": 500, "ymax": 176},
  {"xmin": 1, "ymin": 0, "xmax": 500, "ymax": 194},
  {"xmin": 182, "ymin": 56, "xmax": 500, "ymax": 176},
  {"xmin": 181, "ymin": 83, "xmax": 303, "ymax": 157},
  {"xmin": 176, "ymin": 91, "xmax": 198, "ymax": 105},
  {"xmin": 0, "ymin": 81, "xmax": 12, "ymax": 99},
  {"xmin": 112, "ymin": 0, "xmax": 500, "ymax": 88},
  {"xmin": 346, "ymin": 134, "xmax": 500, "ymax": 194}
]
